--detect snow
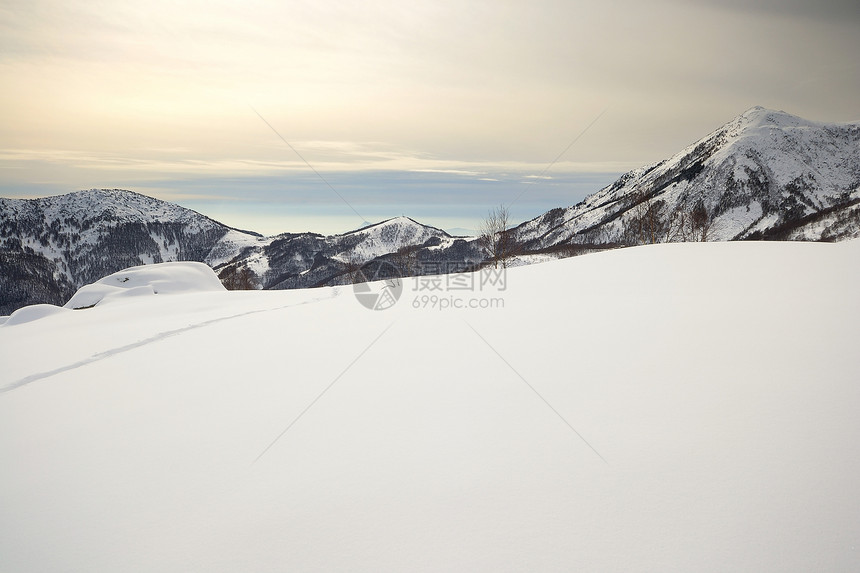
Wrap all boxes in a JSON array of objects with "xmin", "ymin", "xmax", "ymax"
[
  {"xmin": 424, "ymin": 236, "xmax": 461, "ymax": 251},
  {"xmin": 504, "ymin": 252, "xmax": 564, "ymax": 267},
  {"xmin": 62, "ymin": 262, "xmax": 226, "ymax": 309},
  {"xmin": 714, "ymin": 203, "xmax": 764, "ymax": 237},
  {"xmin": 3, "ymin": 303, "xmax": 71, "ymax": 326},
  {"xmin": 1, "ymin": 240, "xmax": 859, "ymax": 571},
  {"xmin": 205, "ymin": 229, "xmax": 271, "ymax": 268},
  {"xmin": 336, "ymin": 216, "xmax": 450, "ymax": 262}
]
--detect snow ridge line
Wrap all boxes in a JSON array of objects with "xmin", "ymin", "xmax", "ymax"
[{"xmin": 0, "ymin": 293, "xmax": 337, "ymax": 394}]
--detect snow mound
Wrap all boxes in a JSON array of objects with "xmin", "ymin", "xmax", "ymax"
[
  {"xmin": 63, "ymin": 262, "xmax": 227, "ymax": 309},
  {"xmin": 1, "ymin": 304, "xmax": 71, "ymax": 326}
]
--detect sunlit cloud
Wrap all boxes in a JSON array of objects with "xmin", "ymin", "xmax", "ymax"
[{"xmin": 0, "ymin": 146, "xmax": 642, "ymax": 181}]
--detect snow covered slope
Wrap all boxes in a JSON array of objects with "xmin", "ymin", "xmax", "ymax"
[
  {"xmin": 514, "ymin": 107, "xmax": 860, "ymax": 249},
  {"xmin": 2, "ymin": 240, "xmax": 859, "ymax": 572}
]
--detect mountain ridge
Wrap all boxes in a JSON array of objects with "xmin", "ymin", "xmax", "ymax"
[
  {"xmin": 3, "ymin": 107, "xmax": 859, "ymax": 314},
  {"xmin": 0, "ymin": 189, "xmax": 474, "ymax": 313}
]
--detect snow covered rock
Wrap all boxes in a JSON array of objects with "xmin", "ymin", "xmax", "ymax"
[
  {"xmin": 2, "ymin": 303, "xmax": 71, "ymax": 326},
  {"xmin": 63, "ymin": 262, "xmax": 226, "ymax": 309}
]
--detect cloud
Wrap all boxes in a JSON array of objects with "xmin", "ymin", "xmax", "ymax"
[
  {"xmin": 1, "ymin": 0, "xmax": 857, "ymax": 225},
  {"xmin": 689, "ymin": 0, "xmax": 860, "ymax": 22},
  {"xmin": 409, "ymin": 169, "xmax": 485, "ymax": 176}
]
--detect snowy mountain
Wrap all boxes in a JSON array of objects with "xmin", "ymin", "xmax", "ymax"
[
  {"xmin": 512, "ymin": 107, "xmax": 860, "ymax": 250},
  {"xmin": 3, "ymin": 107, "xmax": 859, "ymax": 314},
  {"xmin": 216, "ymin": 216, "xmax": 481, "ymax": 291},
  {"xmin": 2, "ymin": 240, "xmax": 859, "ymax": 571},
  {"xmin": 0, "ymin": 190, "xmax": 479, "ymax": 314},
  {"xmin": 0, "ymin": 189, "xmax": 262, "ymax": 314}
]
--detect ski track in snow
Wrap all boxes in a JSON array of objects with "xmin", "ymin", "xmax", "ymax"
[{"xmin": 0, "ymin": 292, "xmax": 337, "ymax": 395}]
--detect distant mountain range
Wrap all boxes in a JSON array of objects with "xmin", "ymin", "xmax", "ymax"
[
  {"xmin": 0, "ymin": 190, "xmax": 481, "ymax": 314},
  {"xmin": 214, "ymin": 215, "xmax": 482, "ymax": 294},
  {"xmin": 2, "ymin": 107, "xmax": 858, "ymax": 314}
]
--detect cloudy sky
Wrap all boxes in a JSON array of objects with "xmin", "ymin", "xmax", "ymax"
[{"xmin": 1, "ymin": 0, "xmax": 858, "ymax": 234}]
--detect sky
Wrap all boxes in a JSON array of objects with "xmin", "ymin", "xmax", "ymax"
[{"xmin": 1, "ymin": 0, "xmax": 858, "ymax": 235}]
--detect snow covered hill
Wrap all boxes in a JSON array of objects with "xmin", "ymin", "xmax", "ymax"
[
  {"xmin": 217, "ymin": 215, "xmax": 477, "ymax": 291},
  {"xmin": 1, "ymin": 240, "xmax": 859, "ymax": 572},
  {"xmin": 513, "ymin": 107, "xmax": 860, "ymax": 249}
]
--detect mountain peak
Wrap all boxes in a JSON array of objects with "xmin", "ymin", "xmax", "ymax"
[
  {"xmin": 381, "ymin": 215, "xmax": 419, "ymax": 226},
  {"xmin": 740, "ymin": 105, "xmax": 769, "ymax": 117},
  {"xmin": 61, "ymin": 188, "xmax": 153, "ymax": 203},
  {"xmin": 511, "ymin": 107, "xmax": 860, "ymax": 250},
  {"xmin": 342, "ymin": 215, "xmax": 450, "ymax": 238},
  {"xmin": 734, "ymin": 106, "xmax": 809, "ymax": 131}
]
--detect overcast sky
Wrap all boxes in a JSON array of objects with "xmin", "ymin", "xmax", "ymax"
[{"xmin": 1, "ymin": 0, "xmax": 858, "ymax": 234}]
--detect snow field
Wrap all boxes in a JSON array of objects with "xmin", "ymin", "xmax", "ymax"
[{"xmin": 1, "ymin": 240, "xmax": 859, "ymax": 572}]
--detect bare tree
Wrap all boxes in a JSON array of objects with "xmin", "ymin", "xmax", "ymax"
[
  {"xmin": 689, "ymin": 200, "xmax": 713, "ymax": 242},
  {"xmin": 625, "ymin": 190, "xmax": 665, "ymax": 245},
  {"xmin": 663, "ymin": 197, "xmax": 721, "ymax": 242},
  {"xmin": 627, "ymin": 191, "xmax": 664, "ymax": 245},
  {"xmin": 479, "ymin": 204, "xmax": 515, "ymax": 268},
  {"xmin": 629, "ymin": 191, "xmax": 650, "ymax": 245},
  {"xmin": 663, "ymin": 199, "xmax": 689, "ymax": 243}
]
